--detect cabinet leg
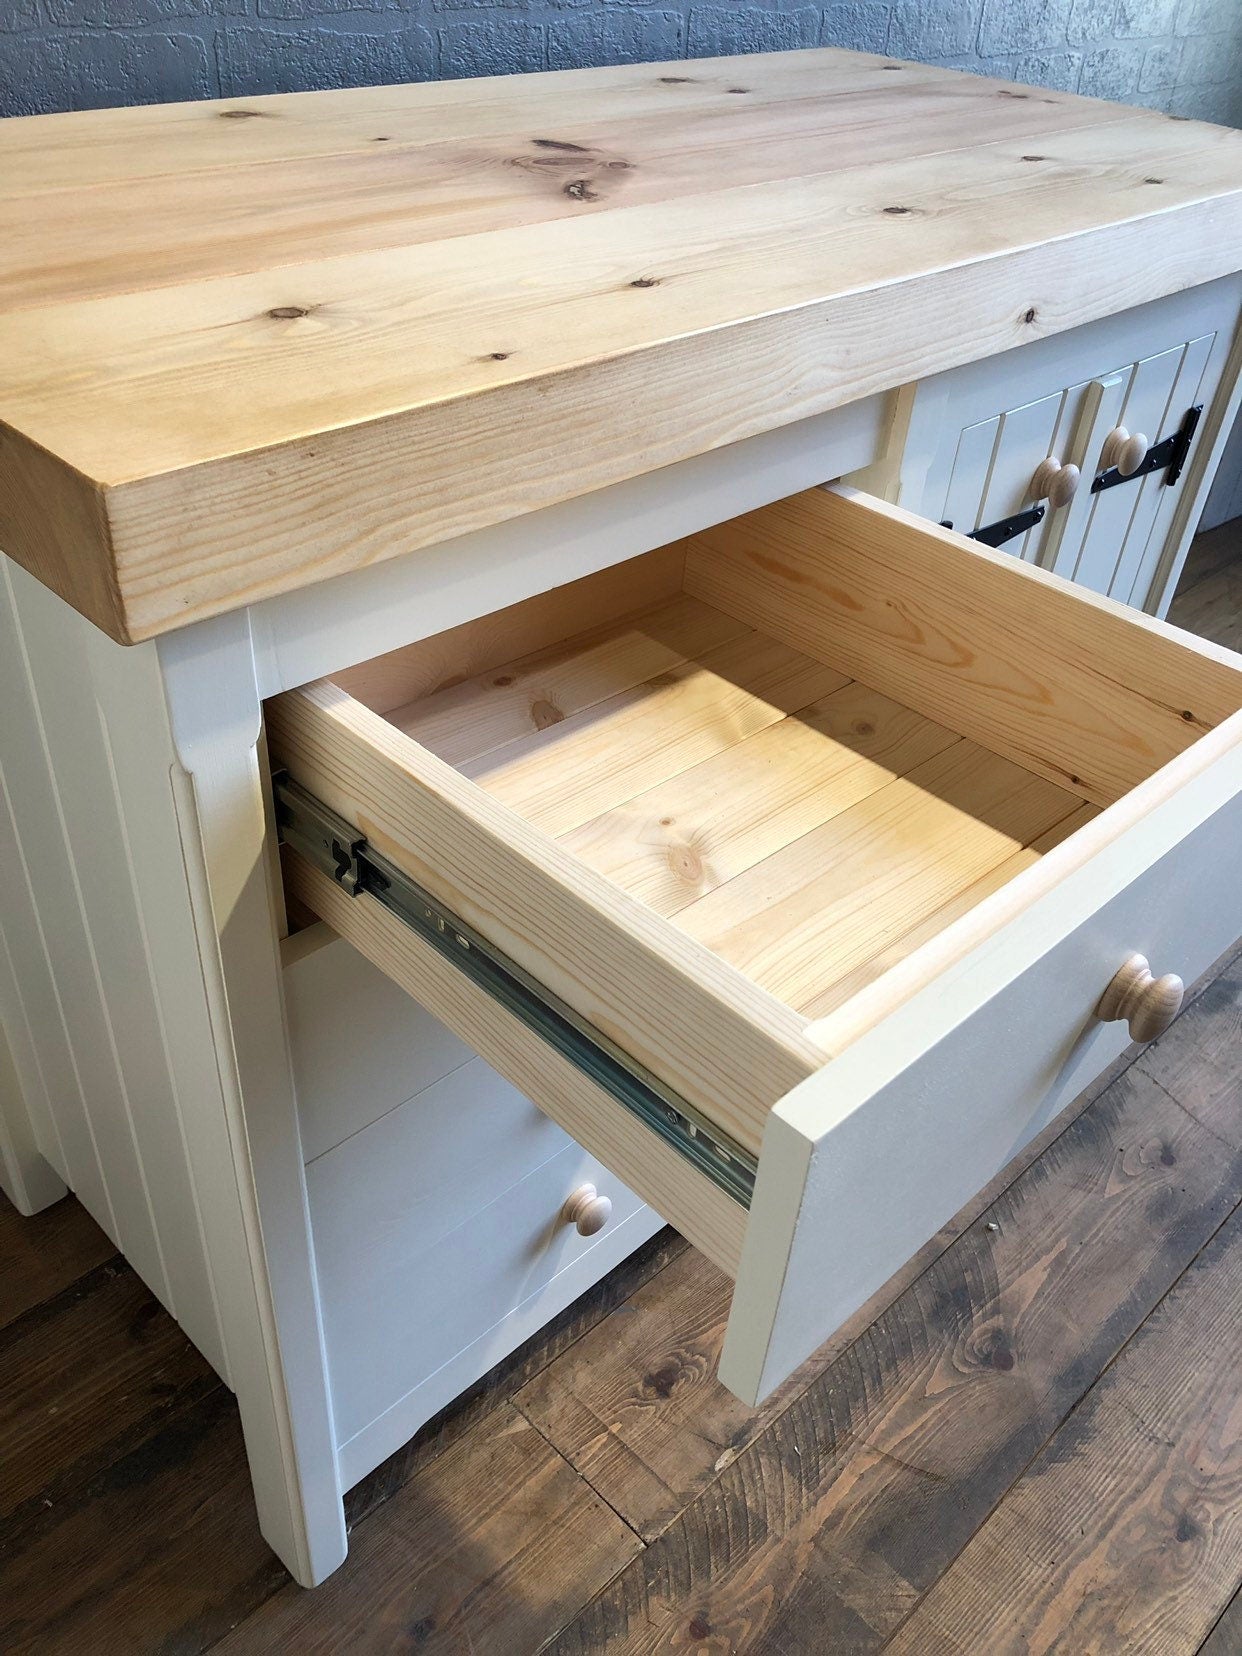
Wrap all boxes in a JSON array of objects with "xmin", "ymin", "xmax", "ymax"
[{"xmin": 160, "ymin": 613, "xmax": 347, "ymax": 1587}]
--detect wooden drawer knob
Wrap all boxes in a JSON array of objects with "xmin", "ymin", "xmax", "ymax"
[
  {"xmin": 1100, "ymin": 427, "xmax": 1149, "ymax": 478},
  {"xmin": 1096, "ymin": 953, "xmax": 1184, "ymax": 1044},
  {"xmin": 562, "ymin": 1183, "xmax": 612, "ymax": 1236},
  {"xmin": 1030, "ymin": 457, "xmax": 1080, "ymax": 509}
]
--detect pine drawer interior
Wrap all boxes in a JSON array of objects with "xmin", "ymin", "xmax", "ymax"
[
  {"xmin": 269, "ymin": 485, "xmax": 1242, "ymax": 1277},
  {"xmin": 334, "ymin": 535, "xmax": 1094, "ymax": 1026}
]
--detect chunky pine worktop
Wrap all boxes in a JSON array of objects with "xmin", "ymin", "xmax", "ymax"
[{"xmin": 1, "ymin": 47, "xmax": 1241, "ymax": 644}]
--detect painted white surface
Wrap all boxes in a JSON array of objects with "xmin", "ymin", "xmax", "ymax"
[
  {"xmin": 335, "ymin": 1203, "xmax": 662, "ymax": 1491},
  {"xmin": 720, "ymin": 720, "xmax": 1242, "ymax": 1405},
  {"xmin": 157, "ymin": 611, "xmax": 347, "ymax": 1586},
  {"xmin": 0, "ymin": 560, "xmax": 168, "ymax": 1288},
  {"xmin": 0, "ymin": 1000, "xmax": 64, "ymax": 1216},
  {"xmin": 308, "ymin": 1077, "xmax": 653, "ymax": 1453},
  {"xmin": 8, "ymin": 565, "xmax": 226, "ymax": 1354},
  {"xmin": 284, "ymin": 934, "xmax": 473, "ymax": 1164},
  {"xmin": 2, "ymin": 278, "xmax": 1239, "ymax": 1590}
]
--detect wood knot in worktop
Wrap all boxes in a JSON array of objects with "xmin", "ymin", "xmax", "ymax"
[{"xmin": 506, "ymin": 138, "xmax": 635, "ymax": 206}]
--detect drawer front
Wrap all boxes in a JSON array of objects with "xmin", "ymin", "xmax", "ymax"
[
  {"xmin": 307, "ymin": 1095, "xmax": 649, "ymax": 1450},
  {"xmin": 722, "ymin": 743, "xmax": 1242, "ymax": 1402},
  {"xmin": 270, "ymin": 484, "xmax": 1242, "ymax": 1410}
]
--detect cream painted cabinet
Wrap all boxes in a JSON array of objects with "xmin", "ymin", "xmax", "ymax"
[
  {"xmin": 4, "ymin": 370, "xmax": 1242, "ymax": 1591},
  {"xmin": 4, "ymin": 56, "xmax": 1242, "ymax": 1597},
  {"xmin": 872, "ymin": 278, "xmax": 1242, "ymax": 614}
]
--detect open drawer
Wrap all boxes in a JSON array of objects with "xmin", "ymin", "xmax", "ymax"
[{"xmin": 266, "ymin": 485, "xmax": 1242, "ymax": 1405}]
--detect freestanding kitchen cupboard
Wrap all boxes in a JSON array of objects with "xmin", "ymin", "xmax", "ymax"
[{"xmin": 2, "ymin": 48, "xmax": 1242, "ymax": 1586}]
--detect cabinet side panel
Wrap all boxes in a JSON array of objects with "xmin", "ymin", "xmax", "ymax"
[
  {"xmin": 0, "ymin": 556, "xmax": 125, "ymax": 1242},
  {"xmin": 0, "ymin": 557, "xmax": 227, "ymax": 1375}
]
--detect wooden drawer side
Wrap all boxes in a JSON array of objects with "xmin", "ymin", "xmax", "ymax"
[
  {"xmin": 684, "ymin": 485, "xmax": 1242, "ymax": 807},
  {"xmin": 267, "ymin": 679, "xmax": 826, "ymax": 1162}
]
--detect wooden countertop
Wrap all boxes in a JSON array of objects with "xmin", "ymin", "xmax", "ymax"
[{"xmin": 2, "ymin": 48, "xmax": 1241, "ymax": 644}]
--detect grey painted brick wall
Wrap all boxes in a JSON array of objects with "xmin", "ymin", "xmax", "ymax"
[{"xmin": 1, "ymin": 0, "xmax": 1240, "ymax": 124}]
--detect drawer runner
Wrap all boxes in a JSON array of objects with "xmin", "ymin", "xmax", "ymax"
[{"xmin": 273, "ymin": 774, "xmax": 758, "ymax": 1207}]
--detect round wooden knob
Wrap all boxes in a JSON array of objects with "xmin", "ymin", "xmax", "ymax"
[
  {"xmin": 1095, "ymin": 953, "xmax": 1184, "ymax": 1044},
  {"xmin": 1100, "ymin": 427, "xmax": 1149, "ymax": 477},
  {"xmin": 1030, "ymin": 457, "xmax": 1080, "ymax": 509},
  {"xmin": 562, "ymin": 1183, "xmax": 612, "ymax": 1236}
]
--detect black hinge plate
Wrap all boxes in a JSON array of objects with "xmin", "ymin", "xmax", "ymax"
[
  {"xmin": 1091, "ymin": 404, "xmax": 1203, "ymax": 495},
  {"xmin": 941, "ymin": 503, "xmax": 1046, "ymax": 551}
]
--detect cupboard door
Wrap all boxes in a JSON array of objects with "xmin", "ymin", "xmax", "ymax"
[
  {"xmin": 896, "ymin": 280, "xmax": 1241, "ymax": 611},
  {"xmin": 1067, "ymin": 343, "xmax": 1195, "ymax": 598}
]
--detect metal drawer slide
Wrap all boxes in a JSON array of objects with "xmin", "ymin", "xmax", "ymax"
[{"xmin": 273, "ymin": 774, "xmax": 757, "ymax": 1208}]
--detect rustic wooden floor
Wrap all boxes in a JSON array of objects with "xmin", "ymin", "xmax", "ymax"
[{"xmin": 2, "ymin": 525, "xmax": 1240, "ymax": 1655}]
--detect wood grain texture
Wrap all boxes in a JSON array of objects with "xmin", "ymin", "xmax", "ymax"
[
  {"xmin": 515, "ymin": 1007, "xmax": 1142, "ymax": 1554},
  {"xmin": 399, "ymin": 595, "xmax": 751, "ymax": 771},
  {"xmin": 466, "ymin": 628, "xmax": 849, "ymax": 838},
  {"xmin": 0, "ymin": 1387, "xmax": 285, "ymax": 1656},
  {"xmin": 1201, "ymin": 1588, "xmax": 1242, "ymax": 1653},
  {"xmin": 213, "ymin": 1406, "xmax": 642, "ymax": 1656},
  {"xmin": 550, "ymin": 1062, "xmax": 1242, "ymax": 1654},
  {"xmin": 684, "ymin": 485, "xmax": 1242, "ymax": 807},
  {"xmin": 885, "ymin": 1206, "xmax": 1242, "ymax": 1656},
  {"xmin": 1, "ymin": 537, "xmax": 1238, "ymax": 1649},
  {"xmin": 0, "ymin": 1189, "xmax": 115, "ymax": 1331},
  {"xmin": 1136, "ymin": 953, "xmax": 1242, "ymax": 1151},
  {"xmin": 561, "ymin": 681, "xmax": 960, "ymax": 917},
  {"xmin": 343, "ymin": 1226, "xmax": 686, "ymax": 1530},
  {"xmin": 0, "ymin": 1258, "xmax": 216, "ymax": 1531},
  {"xmin": 268, "ymin": 677, "xmax": 827, "ymax": 1161},
  {"xmin": 674, "ymin": 738, "xmax": 1084, "ymax": 1010},
  {"xmin": 336, "ymin": 544, "xmax": 687, "ymax": 717},
  {"xmin": 1, "ymin": 52, "xmax": 1240, "ymax": 640},
  {"xmin": 798, "ymin": 801, "xmax": 1100, "ymax": 1021},
  {"xmin": 382, "ymin": 585, "xmax": 1086, "ymax": 1021}
]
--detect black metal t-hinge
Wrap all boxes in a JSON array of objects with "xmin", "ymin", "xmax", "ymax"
[
  {"xmin": 1091, "ymin": 405, "xmax": 1203, "ymax": 495},
  {"xmin": 940, "ymin": 504, "xmax": 1046, "ymax": 551}
]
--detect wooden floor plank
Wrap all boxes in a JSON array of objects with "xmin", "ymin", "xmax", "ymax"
[
  {"xmin": 0, "ymin": 526, "xmax": 1234, "ymax": 1652},
  {"xmin": 547, "ymin": 1057, "xmax": 1242, "ymax": 1653},
  {"xmin": 884, "ymin": 1205, "xmax": 1242, "ymax": 1656},
  {"xmin": 560, "ymin": 683, "xmax": 958, "ymax": 917},
  {"xmin": 214, "ymin": 1406, "xmax": 642, "ymax": 1656},
  {"xmin": 1200, "ymin": 1584, "xmax": 1242, "ymax": 1653},
  {"xmin": 0, "ymin": 1387, "xmax": 283, "ymax": 1656},
  {"xmin": 1170, "ymin": 519, "xmax": 1242, "ymax": 602},
  {"xmin": 1165, "ymin": 565, "xmax": 1242, "ymax": 654},
  {"xmin": 516, "ymin": 1018, "xmax": 1145, "ymax": 1552},
  {"xmin": 0, "ymin": 1189, "xmax": 116, "ymax": 1331},
  {"xmin": 1168, "ymin": 521, "xmax": 1242, "ymax": 654},
  {"xmin": 0, "ymin": 1257, "xmax": 216, "ymax": 1531},
  {"xmin": 1136, "ymin": 948, "xmax": 1242, "ymax": 1152},
  {"xmin": 675, "ymin": 738, "xmax": 1084, "ymax": 1010}
]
